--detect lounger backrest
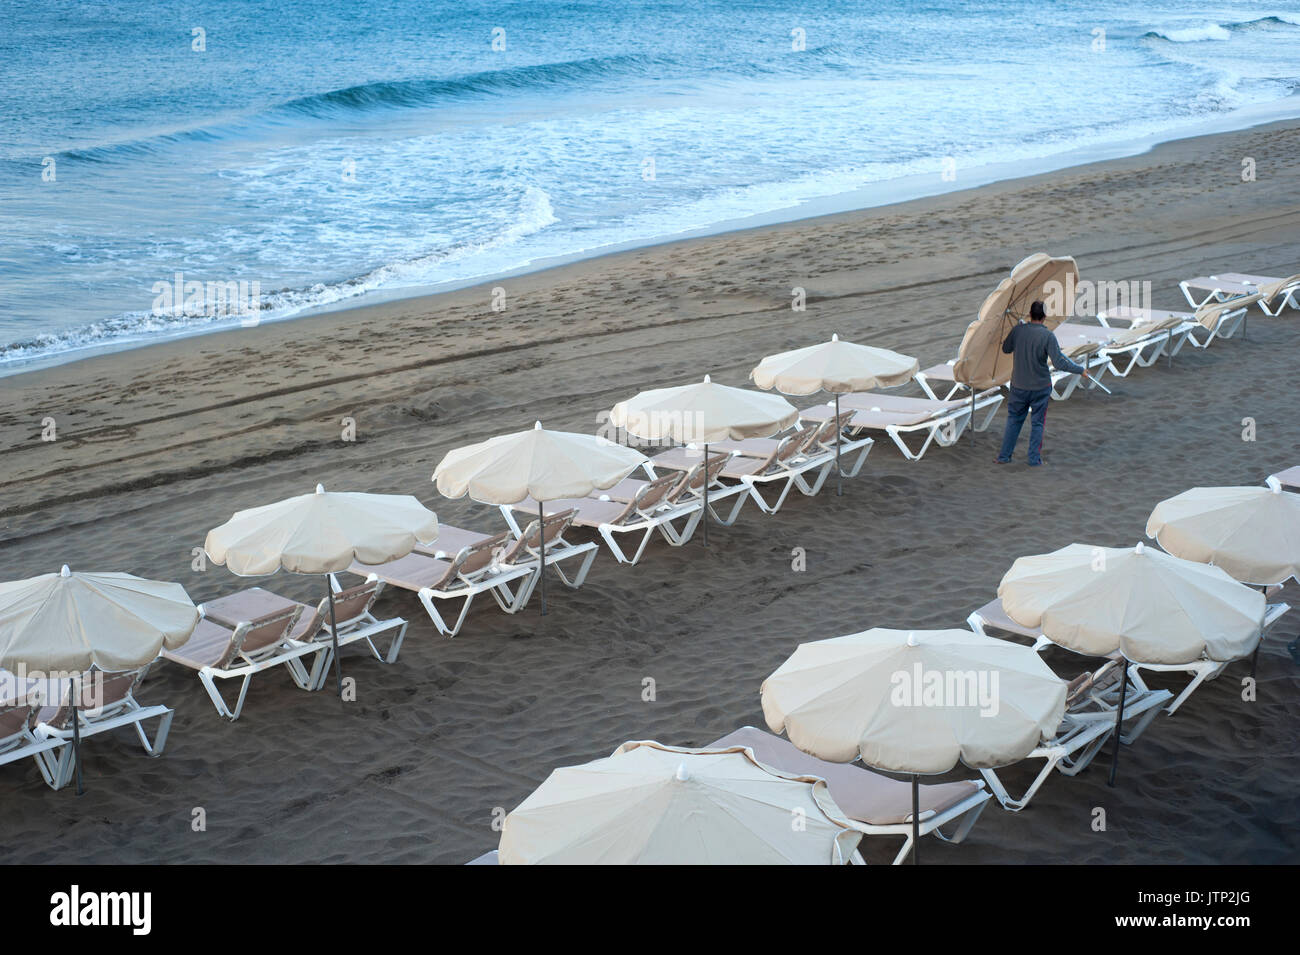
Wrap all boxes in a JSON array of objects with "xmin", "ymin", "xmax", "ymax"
[
  {"xmin": 813, "ymin": 413, "xmax": 853, "ymax": 450},
  {"xmin": 42, "ymin": 666, "xmax": 149, "ymax": 730},
  {"xmin": 317, "ymin": 580, "xmax": 383, "ymax": 633},
  {"xmin": 665, "ymin": 462, "xmax": 704, "ymax": 502},
  {"xmin": 0, "ymin": 700, "xmax": 38, "ymax": 749},
  {"xmin": 502, "ymin": 511, "xmax": 575, "ymax": 563},
  {"xmin": 1192, "ymin": 297, "xmax": 1255, "ymax": 329},
  {"xmin": 629, "ymin": 473, "xmax": 680, "ymax": 516},
  {"xmin": 449, "ymin": 531, "xmax": 514, "ymax": 580},
  {"xmin": 770, "ymin": 429, "xmax": 811, "ymax": 468},
  {"xmin": 228, "ymin": 605, "xmax": 305, "ymax": 664}
]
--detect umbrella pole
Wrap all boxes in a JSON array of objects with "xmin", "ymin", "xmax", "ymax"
[
  {"xmin": 1107, "ymin": 658, "xmax": 1130, "ymax": 787},
  {"xmin": 911, "ymin": 774, "xmax": 920, "ymax": 865},
  {"xmin": 968, "ymin": 389, "xmax": 975, "ymax": 445},
  {"xmin": 538, "ymin": 501, "xmax": 548, "ymax": 615},
  {"xmin": 701, "ymin": 444, "xmax": 710, "ymax": 547},
  {"xmin": 834, "ymin": 394, "xmax": 843, "ymax": 496},
  {"xmin": 327, "ymin": 577, "xmax": 343, "ymax": 700},
  {"xmin": 72, "ymin": 675, "xmax": 84, "ymax": 796}
]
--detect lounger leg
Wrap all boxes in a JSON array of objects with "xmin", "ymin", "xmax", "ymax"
[
  {"xmin": 361, "ymin": 619, "xmax": 407, "ymax": 665},
  {"xmin": 1160, "ymin": 668, "xmax": 1213, "ymax": 715},
  {"xmin": 709, "ymin": 490, "xmax": 749, "ymax": 526},
  {"xmin": 197, "ymin": 668, "xmax": 254, "ymax": 721},
  {"xmin": 980, "ymin": 756, "xmax": 1062, "ymax": 811},
  {"xmin": 931, "ymin": 796, "xmax": 990, "ymax": 845},
  {"xmin": 419, "ymin": 589, "xmax": 475, "ymax": 637},
  {"xmin": 891, "ymin": 834, "xmax": 915, "ymax": 866},
  {"xmin": 132, "ymin": 707, "xmax": 174, "ymax": 757}
]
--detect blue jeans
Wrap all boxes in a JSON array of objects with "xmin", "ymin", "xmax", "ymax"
[{"xmin": 997, "ymin": 386, "xmax": 1052, "ymax": 464}]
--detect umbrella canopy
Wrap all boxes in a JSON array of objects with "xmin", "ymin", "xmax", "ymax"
[
  {"xmin": 610, "ymin": 375, "xmax": 798, "ymax": 443},
  {"xmin": 205, "ymin": 484, "xmax": 440, "ymax": 576},
  {"xmin": 750, "ymin": 334, "xmax": 919, "ymax": 395},
  {"xmin": 433, "ymin": 421, "xmax": 648, "ymax": 505},
  {"xmin": 998, "ymin": 542, "xmax": 1266, "ymax": 664},
  {"xmin": 498, "ymin": 740, "xmax": 862, "ymax": 865},
  {"xmin": 1146, "ymin": 481, "xmax": 1300, "ymax": 587},
  {"xmin": 0, "ymin": 566, "xmax": 198, "ymax": 673},
  {"xmin": 953, "ymin": 253, "xmax": 1079, "ymax": 389},
  {"xmin": 760, "ymin": 628, "xmax": 1066, "ymax": 774}
]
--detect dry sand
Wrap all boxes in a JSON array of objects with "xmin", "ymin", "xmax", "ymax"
[{"xmin": 1, "ymin": 118, "xmax": 1298, "ymax": 864}]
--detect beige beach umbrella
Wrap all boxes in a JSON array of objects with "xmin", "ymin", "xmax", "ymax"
[
  {"xmin": 1146, "ymin": 479, "xmax": 1300, "ymax": 587},
  {"xmin": 0, "ymin": 565, "xmax": 198, "ymax": 794},
  {"xmin": 998, "ymin": 541, "xmax": 1266, "ymax": 783},
  {"xmin": 751, "ymin": 334, "xmax": 918, "ymax": 495},
  {"xmin": 498, "ymin": 740, "xmax": 863, "ymax": 865},
  {"xmin": 761, "ymin": 628, "xmax": 1065, "ymax": 863},
  {"xmin": 433, "ymin": 422, "xmax": 647, "ymax": 613},
  {"xmin": 206, "ymin": 484, "xmax": 438, "ymax": 695},
  {"xmin": 609, "ymin": 375, "xmax": 798, "ymax": 543},
  {"xmin": 952, "ymin": 252, "xmax": 1079, "ymax": 391}
]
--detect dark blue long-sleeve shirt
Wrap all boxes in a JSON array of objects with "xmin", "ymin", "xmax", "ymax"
[{"xmin": 1001, "ymin": 321, "xmax": 1086, "ymax": 390}]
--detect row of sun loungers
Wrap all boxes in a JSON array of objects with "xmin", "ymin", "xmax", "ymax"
[{"xmin": 9, "ymin": 266, "xmax": 1293, "ymax": 808}]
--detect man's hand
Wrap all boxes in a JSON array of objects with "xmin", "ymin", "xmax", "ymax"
[{"xmin": 1081, "ymin": 369, "xmax": 1092, "ymax": 381}]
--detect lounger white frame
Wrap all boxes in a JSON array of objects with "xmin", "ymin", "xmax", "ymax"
[
  {"xmin": 0, "ymin": 700, "xmax": 65, "ymax": 789},
  {"xmin": 502, "ymin": 497, "xmax": 693, "ymax": 567},
  {"xmin": 1125, "ymin": 601, "xmax": 1291, "ymax": 715},
  {"xmin": 1108, "ymin": 324, "xmax": 1190, "ymax": 372},
  {"xmin": 803, "ymin": 391, "xmax": 1003, "ymax": 462},
  {"xmin": 968, "ymin": 598, "xmax": 1290, "ymax": 717},
  {"xmin": 708, "ymin": 727, "xmax": 990, "ymax": 864},
  {"xmin": 965, "ymin": 604, "xmax": 1174, "ymax": 809},
  {"xmin": 1214, "ymin": 272, "xmax": 1300, "ymax": 315},
  {"xmin": 1099, "ymin": 304, "xmax": 1248, "ymax": 351},
  {"xmin": 301, "ymin": 577, "xmax": 410, "ymax": 690},
  {"xmin": 1181, "ymin": 274, "xmax": 1300, "ymax": 315},
  {"xmin": 174, "ymin": 607, "xmax": 326, "ymax": 720},
  {"xmin": 916, "ymin": 354, "xmax": 1111, "ymax": 403},
  {"xmin": 35, "ymin": 669, "xmax": 174, "ymax": 789}
]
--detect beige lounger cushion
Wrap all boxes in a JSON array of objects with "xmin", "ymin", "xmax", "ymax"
[
  {"xmin": 710, "ymin": 727, "xmax": 981, "ymax": 827},
  {"xmin": 413, "ymin": 524, "xmax": 494, "ymax": 559},
  {"xmin": 803, "ymin": 402, "xmax": 939, "ymax": 429},
  {"xmin": 163, "ymin": 619, "xmax": 246, "ymax": 670},
  {"xmin": 351, "ymin": 551, "xmax": 454, "ymax": 592}
]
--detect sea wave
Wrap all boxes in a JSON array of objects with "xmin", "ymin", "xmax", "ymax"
[
  {"xmin": 56, "ymin": 54, "xmax": 674, "ymax": 164},
  {"xmin": 1144, "ymin": 15, "xmax": 1300, "ymax": 43},
  {"xmin": 0, "ymin": 185, "xmax": 557, "ymax": 364}
]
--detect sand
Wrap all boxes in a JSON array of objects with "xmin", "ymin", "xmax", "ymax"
[{"xmin": 1, "ymin": 118, "xmax": 1298, "ymax": 865}]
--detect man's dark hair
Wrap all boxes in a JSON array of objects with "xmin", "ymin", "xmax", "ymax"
[{"xmin": 1030, "ymin": 301, "xmax": 1047, "ymax": 321}]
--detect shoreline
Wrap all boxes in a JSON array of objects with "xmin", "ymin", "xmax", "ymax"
[{"xmin": 6, "ymin": 104, "xmax": 1300, "ymax": 380}]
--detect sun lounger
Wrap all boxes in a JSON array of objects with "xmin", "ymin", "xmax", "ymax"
[
  {"xmin": 963, "ymin": 600, "xmax": 1180, "ymax": 809},
  {"xmin": 652, "ymin": 419, "xmax": 859, "ymax": 516},
  {"xmin": 358, "ymin": 516, "xmax": 596, "ymax": 633},
  {"xmin": 500, "ymin": 478, "xmax": 697, "ymax": 566},
  {"xmin": 967, "ymin": 595, "xmax": 1289, "ymax": 717},
  {"xmin": 33, "ymin": 666, "xmax": 173, "ymax": 789},
  {"xmin": 708, "ymin": 726, "xmax": 990, "ymax": 864},
  {"xmin": 163, "ymin": 601, "xmax": 324, "ymax": 719},
  {"xmin": 1100, "ymin": 298, "xmax": 1255, "ymax": 350},
  {"xmin": 0, "ymin": 686, "xmax": 65, "ymax": 789},
  {"xmin": 1181, "ymin": 273, "xmax": 1299, "ymax": 315},
  {"xmin": 800, "ymin": 390, "xmax": 1002, "ymax": 462},
  {"xmin": 194, "ymin": 581, "xmax": 408, "ymax": 692},
  {"xmin": 917, "ymin": 347, "xmax": 1110, "ymax": 402}
]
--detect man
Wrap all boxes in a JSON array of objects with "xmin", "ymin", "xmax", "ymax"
[{"xmin": 995, "ymin": 300, "xmax": 1089, "ymax": 466}]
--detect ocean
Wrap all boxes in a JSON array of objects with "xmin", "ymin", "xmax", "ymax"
[{"xmin": 2, "ymin": 0, "xmax": 1298, "ymax": 370}]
